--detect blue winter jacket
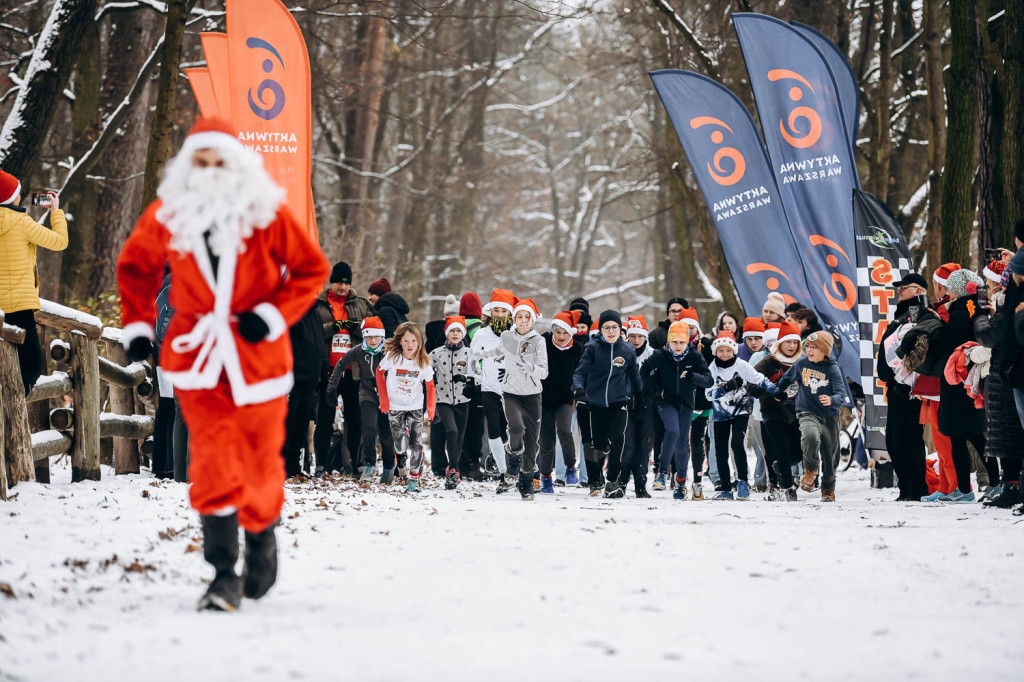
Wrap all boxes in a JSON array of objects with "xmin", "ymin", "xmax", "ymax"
[{"xmin": 572, "ymin": 336, "xmax": 643, "ymax": 407}]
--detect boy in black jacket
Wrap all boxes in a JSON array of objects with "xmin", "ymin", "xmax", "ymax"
[
  {"xmin": 776, "ymin": 331, "xmax": 849, "ymax": 501},
  {"xmin": 538, "ymin": 311, "xmax": 586, "ymax": 493},
  {"xmin": 643, "ymin": 321, "xmax": 713, "ymax": 500}
]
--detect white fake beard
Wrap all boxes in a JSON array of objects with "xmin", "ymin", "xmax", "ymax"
[{"xmin": 156, "ymin": 144, "xmax": 285, "ymax": 256}]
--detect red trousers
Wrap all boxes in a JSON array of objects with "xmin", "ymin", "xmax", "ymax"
[
  {"xmin": 176, "ymin": 381, "xmax": 287, "ymax": 532},
  {"xmin": 919, "ymin": 399, "xmax": 956, "ymax": 494}
]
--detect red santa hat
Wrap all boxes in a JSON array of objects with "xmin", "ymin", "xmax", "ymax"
[
  {"xmin": 742, "ymin": 317, "xmax": 766, "ymax": 339},
  {"xmin": 625, "ymin": 315, "xmax": 648, "ymax": 338},
  {"xmin": 179, "ymin": 117, "xmax": 243, "ymax": 158},
  {"xmin": 551, "ymin": 310, "xmax": 582, "ymax": 334},
  {"xmin": 0, "ymin": 170, "xmax": 21, "ymax": 205},
  {"xmin": 483, "ymin": 288, "xmax": 517, "ymax": 315},
  {"xmin": 360, "ymin": 316, "xmax": 385, "ymax": 338},
  {"xmin": 984, "ymin": 260, "xmax": 1007, "ymax": 284},
  {"xmin": 933, "ymin": 262, "xmax": 961, "ymax": 286},
  {"xmin": 512, "ymin": 298, "xmax": 540, "ymax": 323},
  {"xmin": 680, "ymin": 307, "xmax": 700, "ymax": 331},
  {"xmin": 444, "ymin": 316, "xmax": 467, "ymax": 337},
  {"xmin": 776, "ymin": 320, "xmax": 801, "ymax": 344},
  {"xmin": 589, "ymin": 320, "xmax": 600, "ymax": 337},
  {"xmin": 711, "ymin": 331, "xmax": 739, "ymax": 353}
]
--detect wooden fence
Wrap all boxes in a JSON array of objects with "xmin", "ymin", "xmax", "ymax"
[{"xmin": 0, "ymin": 301, "xmax": 155, "ymax": 500}]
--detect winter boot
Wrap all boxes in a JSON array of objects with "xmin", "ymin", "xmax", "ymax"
[
  {"xmin": 406, "ymin": 477, "xmax": 422, "ymax": 493},
  {"xmin": 766, "ymin": 485, "xmax": 781, "ymax": 501},
  {"xmin": 444, "ymin": 468, "xmax": 460, "ymax": 490},
  {"xmin": 242, "ymin": 520, "xmax": 278, "ymax": 600},
  {"xmin": 984, "ymin": 482, "xmax": 1021, "ymax": 508},
  {"xmin": 533, "ymin": 473, "xmax": 542, "ymax": 493},
  {"xmin": 360, "ymin": 463, "xmax": 376, "ymax": 482},
  {"xmin": 540, "ymin": 475, "xmax": 555, "ymax": 494},
  {"xmin": 821, "ymin": 488, "xmax": 836, "ymax": 502},
  {"xmin": 565, "ymin": 466, "xmax": 579, "ymax": 486},
  {"xmin": 517, "ymin": 472, "xmax": 535, "ymax": 500},
  {"xmin": 736, "ymin": 481, "xmax": 751, "ymax": 501},
  {"xmin": 713, "ymin": 489, "xmax": 735, "ymax": 500},
  {"xmin": 604, "ymin": 481, "xmax": 625, "ymax": 499},
  {"xmin": 691, "ymin": 482, "xmax": 704, "ymax": 500},
  {"xmin": 783, "ymin": 486, "xmax": 798, "ymax": 501},
  {"xmin": 496, "ymin": 474, "xmax": 514, "ymax": 494},
  {"xmin": 633, "ymin": 469, "xmax": 650, "ymax": 498},
  {"xmin": 652, "ymin": 473, "xmax": 667, "ymax": 491},
  {"xmin": 197, "ymin": 513, "xmax": 242, "ymax": 612},
  {"xmin": 505, "ymin": 444, "xmax": 523, "ymax": 480},
  {"xmin": 672, "ymin": 478, "xmax": 687, "ymax": 500},
  {"xmin": 800, "ymin": 469, "xmax": 818, "ymax": 493},
  {"xmin": 380, "ymin": 466, "xmax": 395, "ymax": 485},
  {"xmin": 588, "ymin": 471, "xmax": 605, "ymax": 497}
]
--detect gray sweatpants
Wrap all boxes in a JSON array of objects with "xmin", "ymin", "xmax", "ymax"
[
  {"xmin": 798, "ymin": 411, "xmax": 840, "ymax": 490},
  {"xmin": 503, "ymin": 393, "xmax": 542, "ymax": 475},
  {"xmin": 539, "ymin": 403, "xmax": 576, "ymax": 476},
  {"xmin": 389, "ymin": 409, "xmax": 425, "ymax": 476}
]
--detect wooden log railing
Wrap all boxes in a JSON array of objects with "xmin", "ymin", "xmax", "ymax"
[{"xmin": 0, "ymin": 301, "xmax": 156, "ymax": 500}]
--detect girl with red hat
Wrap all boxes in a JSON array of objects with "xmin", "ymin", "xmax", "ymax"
[
  {"xmin": 538, "ymin": 310, "xmax": 586, "ymax": 493},
  {"xmin": 428, "ymin": 316, "xmax": 475, "ymax": 490}
]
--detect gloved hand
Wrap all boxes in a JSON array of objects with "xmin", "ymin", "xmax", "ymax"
[
  {"xmin": 573, "ymin": 386, "xmax": 586, "ymax": 401},
  {"xmin": 333, "ymin": 319, "xmax": 356, "ymax": 334},
  {"xmin": 452, "ymin": 374, "xmax": 467, "ymax": 384},
  {"xmin": 126, "ymin": 337, "xmax": 153, "ymax": 363},
  {"xmin": 723, "ymin": 375, "xmax": 744, "ymax": 392},
  {"xmin": 237, "ymin": 311, "xmax": 270, "ymax": 343},
  {"xmin": 465, "ymin": 379, "xmax": 481, "ymax": 400}
]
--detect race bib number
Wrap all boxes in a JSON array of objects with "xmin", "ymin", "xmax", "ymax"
[{"xmin": 330, "ymin": 331, "xmax": 352, "ymax": 365}]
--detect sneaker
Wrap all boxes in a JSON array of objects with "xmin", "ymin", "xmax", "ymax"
[
  {"xmin": 713, "ymin": 490, "xmax": 734, "ymax": 500},
  {"xmin": 672, "ymin": 479, "xmax": 687, "ymax": 500},
  {"xmin": 984, "ymin": 483, "xmax": 1022, "ymax": 508},
  {"xmin": 533, "ymin": 476, "xmax": 541, "ymax": 493},
  {"xmin": 380, "ymin": 467, "xmax": 395, "ymax": 485},
  {"xmin": 783, "ymin": 486, "xmax": 798, "ymax": 501},
  {"xmin": 691, "ymin": 482, "xmax": 704, "ymax": 500},
  {"xmin": 1013, "ymin": 504, "xmax": 1024, "ymax": 516},
  {"xmin": 800, "ymin": 469, "xmax": 818, "ymax": 493},
  {"xmin": 753, "ymin": 484, "xmax": 768, "ymax": 493},
  {"xmin": 406, "ymin": 478, "xmax": 422, "ymax": 493},
  {"xmin": 604, "ymin": 482, "xmax": 625, "ymax": 499},
  {"xmin": 565, "ymin": 467, "xmax": 579, "ymax": 486},
  {"xmin": 936, "ymin": 490, "xmax": 965, "ymax": 502},
  {"xmin": 540, "ymin": 475, "xmax": 555, "ymax": 494},
  {"xmin": 496, "ymin": 474, "xmax": 513, "ymax": 494},
  {"xmin": 360, "ymin": 464, "xmax": 376, "ymax": 482},
  {"xmin": 951, "ymin": 491, "xmax": 977, "ymax": 504},
  {"xmin": 313, "ymin": 466, "xmax": 327, "ymax": 478},
  {"xmin": 444, "ymin": 468, "xmax": 460, "ymax": 490},
  {"xmin": 589, "ymin": 483, "xmax": 603, "ymax": 497},
  {"xmin": 736, "ymin": 481, "xmax": 750, "ymax": 501},
  {"xmin": 921, "ymin": 490, "xmax": 946, "ymax": 502},
  {"xmin": 766, "ymin": 485, "xmax": 781, "ymax": 501},
  {"xmin": 397, "ymin": 467, "xmax": 409, "ymax": 483},
  {"xmin": 554, "ymin": 478, "xmax": 566, "ymax": 487},
  {"xmin": 653, "ymin": 473, "xmax": 667, "ymax": 491},
  {"xmin": 635, "ymin": 486, "xmax": 652, "ymax": 499},
  {"xmin": 821, "ymin": 488, "xmax": 835, "ymax": 502}
]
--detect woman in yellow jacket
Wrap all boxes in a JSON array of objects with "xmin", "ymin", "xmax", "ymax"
[{"xmin": 0, "ymin": 170, "xmax": 68, "ymax": 394}]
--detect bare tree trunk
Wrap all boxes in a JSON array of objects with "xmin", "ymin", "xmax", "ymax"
[
  {"xmin": 1002, "ymin": 0, "xmax": 1024, "ymax": 239},
  {"xmin": 870, "ymin": 0, "xmax": 894, "ymax": 202},
  {"xmin": 141, "ymin": 0, "xmax": 193, "ymax": 207},
  {"xmin": 0, "ymin": 342, "xmax": 34, "ymax": 487},
  {"xmin": 975, "ymin": 0, "xmax": 1001, "ymax": 264},
  {"xmin": 0, "ymin": 0, "xmax": 99, "ymax": 179},
  {"xmin": 940, "ymin": 0, "xmax": 979, "ymax": 265},
  {"xmin": 922, "ymin": 0, "xmax": 947, "ymax": 277}
]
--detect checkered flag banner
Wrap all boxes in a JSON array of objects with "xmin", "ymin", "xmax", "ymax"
[{"xmin": 853, "ymin": 189, "xmax": 914, "ymax": 450}]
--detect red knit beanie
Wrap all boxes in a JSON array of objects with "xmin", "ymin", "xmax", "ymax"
[
  {"xmin": 460, "ymin": 292, "xmax": 482, "ymax": 318},
  {"xmin": 368, "ymin": 278, "xmax": 392, "ymax": 296}
]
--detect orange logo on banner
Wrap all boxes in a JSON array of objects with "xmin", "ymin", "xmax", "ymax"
[
  {"xmin": 689, "ymin": 116, "xmax": 746, "ymax": 186},
  {"xmin": 767, "ymin": 69, "xmax": 822, "ymax": 149},
  {"xmin": 746, "ymin": 263, "xmax": 798, "ymax": 304},
  {"xmin": 809, "ymin": 234, "xmax": 856, "ymax": 310},
  {"xmin": 185, "ymin": 0, "xmax": 317, "ymax": 241}
]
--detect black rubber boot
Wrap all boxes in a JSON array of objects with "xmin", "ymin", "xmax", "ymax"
[
  {"xmin": 243, "ymin": 519, "xmax": 279, "ymax": 600},
  {"xmin": 198, "ymin": 513, "xmax": 242, "ymax": 612}
]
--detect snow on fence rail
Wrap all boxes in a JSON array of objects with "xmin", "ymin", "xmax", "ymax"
[{"xmin": 0, "ymin": 301, "xmax": 155, "ymax": 501}]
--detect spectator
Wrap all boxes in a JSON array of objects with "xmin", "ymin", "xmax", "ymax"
[
  {"xmin": 282, "ymin": 303, "xmax": 326, "ymax": 478},
  {"xmin": 0, "ymin": 173, "xmax": 67, "ymax": 395}
]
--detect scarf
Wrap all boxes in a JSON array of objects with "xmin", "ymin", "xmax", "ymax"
[
  {"xmin": 363, "ymin": 339, "xmax": 383, "ymax": 355},
  {"xmin": 553, "ymin": 335, "xmax": 574, "ymax": 351},
  {"xmin": 714, "ymin": 355, "xmax": 737, "ymax": 369},
  {"xmin": 489, "ymin": 314, "xmax": 512, "ymax": 335},
  {"xmin": 445, "ymin": 340, "xmax": 465, "ymax": 351},
  {"xmin": 771, "ymin": 345, "xmax": 799, "ymax": 368}
]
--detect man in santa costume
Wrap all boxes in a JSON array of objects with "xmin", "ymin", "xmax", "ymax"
[{"xmin": 116, "ymin": 118, "xmax": 329, "ymax": 611}]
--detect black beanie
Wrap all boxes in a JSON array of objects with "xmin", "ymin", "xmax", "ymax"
[
  {"xmin": 330, "ymin": 261, "xmax": 353, "ymax": 284},
  {"xmin": 666, "ymin": 297, "xmax": 689, "ymax": 314},
  {"xmin": 578, "ymin": 311, "xmax": 592, "ymax": 328},
  {"xmin": 598, "ymin": 309, "xmax": 622, "ymax": 330},
  {"xmin": 1015, "ymin": 219, "xmax": 1024, "ymax": 244},
  {"xmin": 569, "ymin": 297, "xmax": 590, "ymax": 314}
]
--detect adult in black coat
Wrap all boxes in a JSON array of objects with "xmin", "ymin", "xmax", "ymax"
[
  {"xmin": 934, "ymin": 270, "xmax": 987, "ymax": 496},
  {"xmin": 875, "ymin": 274, "xmax": 930, "ymax": 500},
  {"xmin": 648, "ymin": 297, "xmax": 688, "ymax": 350},
  {"xmin": 368, "ymin": 277, "xmax": 410, "ymax": 337},
  {"xmin": 282, "ymin": 303, "xmax": 327, "ymax": 477}
]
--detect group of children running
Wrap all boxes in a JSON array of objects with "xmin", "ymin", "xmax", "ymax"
[{"xmin": 330, "ymin": 286, "xmax": 850, "ymax": 502}]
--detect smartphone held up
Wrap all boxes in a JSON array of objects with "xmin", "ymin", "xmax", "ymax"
[{"xmin": 31, "ymin": 191, "xmax": 56, "ymax": 207}]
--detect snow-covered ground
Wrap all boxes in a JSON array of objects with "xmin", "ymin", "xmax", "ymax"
[{"xmin": 1, "ymin": 459, "xmax": 1021, "ymax": 681}]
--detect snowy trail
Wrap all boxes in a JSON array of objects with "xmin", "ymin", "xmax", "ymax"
[{"xmin": 1, "ymin": 462, "xmax": 1022, "ymax": 681}]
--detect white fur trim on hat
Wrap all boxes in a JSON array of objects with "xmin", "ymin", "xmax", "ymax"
[
  {"xmin": 179, "ymin": 130, "xmax": 243, "ymax": 158},
  {"xmin": 983, "ymin": 266, "xmax": 1003, "ymax": 284},
  {"xmin": 361, "ymin": 325, "xmax": 385, "ymax": 338},
  {"xmin": 489, "ymin": 300, "xmax": 514, "ymax": 314},
  {"xmin": 777, "ymin": 330, "xmax": 801, "ymax": 344},
  {"xmin": 742, "ymin": 329, "xmax": 764, "ymax": 339},
  {"xmin": 626, "ymin": 325, "xmax": 648, "ymax": 338},
  {"xmin": 512, "ymin": 303, "xmax": 538, "ymax": 321},
  {"xmin": 444, "ymin": 321, "xmax": 467, "ymax": 336},
  {"xmin": 551, "ymin": 318, "xmax": 575, "ymax": 334},
  {"xmin": 933, "ymin": 273, "xmax": 948, "ymax": 286},
  {"xmin": 681, "ymin": 316, "xmax": 699, "ymax": 330},
  {"xmin": 1, "ymin": 180, "xmax": 21, "ymax": 206},
  {"xmin": 762, "ymin": 329, "xmax": 781, "ymax": 347}
]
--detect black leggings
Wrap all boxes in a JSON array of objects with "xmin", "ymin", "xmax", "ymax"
[
  {"xmin": 690, "ymin": 414, "xmax": 709, "ymax": 483},
  {"xmin": 482, "ymin": 391, "xmax": 507, "ymax": 442},
  {"xmin": 950, "ymin": 433, "xmax": 987, "ymax": 494},
  {"xmin": 714, "ymin": 415, "xmax": 749, "ymax": 490},
  {"xmin": 434, "ymin": 403, "xmax": 469, "ymax": 472},
  {"xmin": 5, "ymin": 309, "xmax": 44, "ymax": 395},
  {"xmin": 589, "ymin": 403, "xmax": 629, "ymax": 483},
  {"xmin": 761, "ymin": 419, "xmax": 799, "ymax": 489},
  {"xmin": 359, "ymin": 401, "xmax": 396, "ymax": 470}
]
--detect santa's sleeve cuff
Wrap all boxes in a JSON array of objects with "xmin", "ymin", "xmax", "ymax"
[
  {"xmin": 253, "ymin": 303, "xmax": 287, "ymax": 342},
  {"xmin": 121, "ymin": 321, "xmax": 155, "ymax": 350}
]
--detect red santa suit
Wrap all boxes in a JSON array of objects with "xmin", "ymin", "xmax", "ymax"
[{"xmin": 117, "ymin": 119, "xmax": 329, "ymax": 532}]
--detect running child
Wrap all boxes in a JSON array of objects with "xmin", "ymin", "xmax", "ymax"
[{"xmin": 428, "ymin": 316, "xmax": 474, "ymax": 490}]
